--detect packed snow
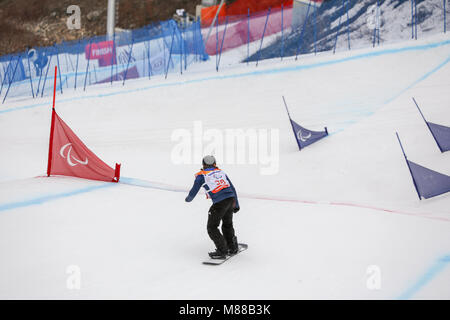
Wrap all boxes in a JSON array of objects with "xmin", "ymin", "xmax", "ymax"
[{"xmin": 0, "ymin": 30, "xmax": 449, "ymax": 299}]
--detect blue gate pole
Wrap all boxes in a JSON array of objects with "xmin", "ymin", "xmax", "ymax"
[
  {"xmin": 83, "ymin": 39, "xmax": 92, "ymax": 91},
  {"xmin": 26, "ymin": 50, "xmax": 35, "ymax": 98},
  {"xmin": 247, "ymin": 8, "xmax": 250, "ymax": 65},
  {"xmin": 445, "ymin": 0, "xmax": 447, "ymax": 33},
  {"xmin": 333, "ymin": 0, "xmax": 344, "ymax": 54},
  {"xmin": 217, "ymin": 16, "xmax": 229, "ymax": 72},
  {"xmin": 55, "ymin": 45, "xmax": 63, "ymax": 94},
  {"xmin": 74, "ymin": 40, "xmax": 80, "ymax": 90},
  {"xmin": 122, "ymin": 36, "xmax": 135, "ymax": 86},
  {"xmin": 256, "ymin": 7, "xmax": 272, "ymax": 67},
  {"xmin": 165, "ymin": 27, "xmax": 176, "ymax": 79},
  {"xmin": 346, "ymin": 0, "xmax": 351, "ymax": 50},
  {"xmin": 0, "ymin": 55, "xmax": 13, "ymax": 96},
  {"xmin": 2, "ymin": 54, "xmax": 21, "ymax": 104},
  {"xmin": 40, "ymin": 51, "xmax": 53, "ymax": 97},
  {"xmin": 296, "ymin": 1, "xmax": 311, "ymax": 60},
  {"xmin": 281, "ymin": 3, "xmax": 284, "ymax": 60}
]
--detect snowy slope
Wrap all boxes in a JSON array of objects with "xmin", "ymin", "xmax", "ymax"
[{"xmin": 0, "ymin": 32, "xmax": 449, "ymax": 299}]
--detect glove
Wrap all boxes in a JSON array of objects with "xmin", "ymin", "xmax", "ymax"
[{"xmin": 233, "ymin": 206, "xmax": 240, "ymax": 213}]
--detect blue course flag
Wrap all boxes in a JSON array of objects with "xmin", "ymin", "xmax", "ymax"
[
  {"xmin": 427, "ymin": 122, "xmax": 450, "ymax": 152},
  {"xmin": 407, "ymin": 160, "xmax": 450, "ymax": 199},
  {"xmin": 290, "ymin": 119, "xmax": 328, "ymax": 150}
]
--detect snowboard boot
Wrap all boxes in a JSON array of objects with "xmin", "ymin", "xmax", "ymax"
[
  {"xmin": 228, "ymin": 236, "xmax": 239, "ymax": 255},
  {"xmin": 208, "ymin": 248, "xmax": 228, "ymax": 259}
]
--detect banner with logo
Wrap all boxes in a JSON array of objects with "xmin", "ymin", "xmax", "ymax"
[
  {"xmin": 47, "ymin": 110, "xmax": 120, "ymax": 183},
  {"xmin": 289, "ymin": 119, "xmax": 328, "ymax": 150}
]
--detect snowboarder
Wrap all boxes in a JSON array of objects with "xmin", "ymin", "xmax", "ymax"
[{"xmin": 185, "ymin": 155, "xmax": 240, "ymax": 259}]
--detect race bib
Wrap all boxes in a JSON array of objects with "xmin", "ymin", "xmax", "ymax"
[{"xmin": 203, "ymin": 170, "xmax": 231, "ymax": 194}]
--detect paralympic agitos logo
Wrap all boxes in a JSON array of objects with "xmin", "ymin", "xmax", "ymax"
[{"xmin": 60, "ymin": 143, "xmax": 88, "ymax": 167}]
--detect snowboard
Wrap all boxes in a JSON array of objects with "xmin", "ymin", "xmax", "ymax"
[{"xmin": 202, "ymin": 243, "xmax": 248, "ymax": 265}]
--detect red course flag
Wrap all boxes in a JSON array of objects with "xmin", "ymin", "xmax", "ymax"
[{"xmin": 47, "ymin": 66, "xmax": 120, "ymax": 183}]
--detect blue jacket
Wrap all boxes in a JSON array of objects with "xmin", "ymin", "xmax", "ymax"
[{"xmin": 185, "ymin": 167, "xmax": 239, "ymax": 208}]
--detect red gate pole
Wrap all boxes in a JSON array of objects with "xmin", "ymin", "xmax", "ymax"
[{"xmin": 47, "ymin": 66, "xmax": 58, "ymax": 177}]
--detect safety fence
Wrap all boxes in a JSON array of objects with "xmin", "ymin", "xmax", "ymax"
[
  {"xmin": 0, "ymin": 19, "xmax": 208, "ymax": 103},
  {"xmin": 204, "ymin": 0, "xmax": 449, "ymax": 65},
  {"xmin": 0, "ymin": 0, "xmax": 448, "ymax": 103}
]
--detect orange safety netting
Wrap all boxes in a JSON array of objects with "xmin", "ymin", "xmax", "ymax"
[
  {"xmin": 200, "ymin": 0, "xmax": 323, "ymax": 27},
  {"xmin": 201, "ymin": 0, "xmax": 294, "ymax": 26}
]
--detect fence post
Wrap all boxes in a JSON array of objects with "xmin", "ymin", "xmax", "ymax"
[
  {"xmin": 281, "ymin": 3, "xmax": 284, "ymax": 60},
  {"xmin": 314, "ymin": 3, "xmax": 317, "ymax": 55},
  {"xmin": 148, "ymin": 32, "xmax": 153, "ymax": 79},
  {"xmin": 296, "ymin": 1, "xmax": 312, "ymax": 60},
  {"xmin": 411, "ymin": 0, "xmax": 414, "ymax": 39},
  {"xmin": 123, "ymin": 35, "xmax": 135, "ymax": 86},
  {"xmin": 40, "ymin": 50, "xmax": 53, "ymax": 97},
  {"xmin": 373, "ymin": 0, "xmax": 378, "ymax": 47},
  {"xmin": 414, "ymin": 0, "xmax": 417, "ymax": 39},
  {"xmin": 165, "ymin": 26, "xmax": 176, "ymax": 79},
  {"xmin": 333, "ymin": 0, "xmax": 344, "ymax": 54},
  {"xmin": 183, "ymin": 21, "xmax": 187, "ymax": 71},
  {"xmin": 83, "ymin": 39, "xmax": 92, "ymax": 91},
  {"xmin": 111, "ymin": 33, "xmax": 116, "ymax": 85},
  {"xmin": 55, "ymin": 45, "xmax": 63, "ymax": 94},
  {"xmin": 179, "ymin": 25, "xmax": 183, "ymax": 75},
  {"xmin": 62, "ymin": 41, "xmax": 74, "ymax": 72},
  {"xmin": 346, "ymin": 0, "xmax": 351, "ymax": 50},
  {"xmin": 36, "ymin": 50, "xmax": 45, "ymax": 95},
  {"xmin": 74, "ymin": 40, "xmax": 80, "ymax": 90},
  {"xmin": 217, "ymin": 16, "xmax": 229, "ymax": 72},
  {"xmin": 0, "ymin": 63, "xmax": 4, "ymax": 89},
  {"xmin": 216, "ymin": 17, "xmax": 219, "ymax": 71},
  {"xmin": 0, "ymin": 55, "xmax": 13, "ymax": 96},
  {"xmin": 256, "ymin": 7, "xmax": 272, "ymax": 67},
  {"xmin": 377, "ymin": 0, "xmax": 381, "ymax": 45},
  {"xmin": 93, "ymin": 65, "xmax": 98, "ymax": 83},
  {"xmin": 26, "ymin": 50, "xmax": 35, "ymax": 98},
  {"xmin": 2, "ymin": 54, "xmax": 21, "ymax": 104},
  {"xmin": 247, "ymin": 8, "xmax": 250, "ymax": 65}
]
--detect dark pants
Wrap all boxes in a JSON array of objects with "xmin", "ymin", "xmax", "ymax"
[{"xmin": 207, "ymin": 197, "xmax": 236, "ymax": 253}]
